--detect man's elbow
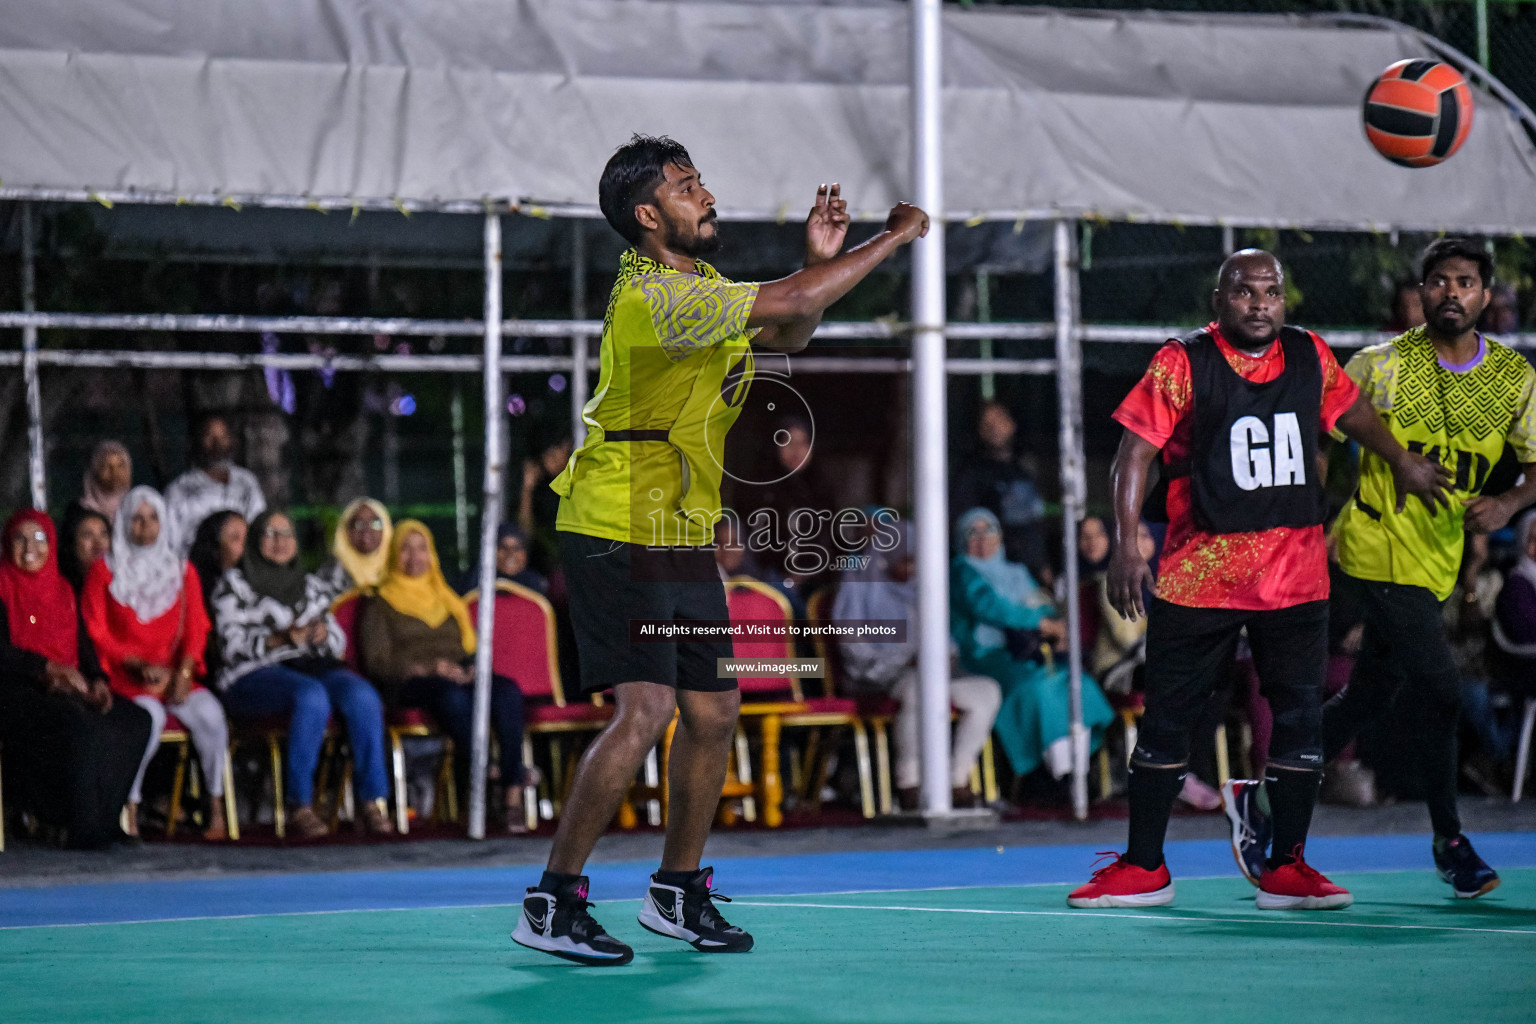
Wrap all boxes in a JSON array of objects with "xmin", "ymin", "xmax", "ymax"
[{"xmin": 757, "ymin": 283, "xmax": 821, "ymax": 324}]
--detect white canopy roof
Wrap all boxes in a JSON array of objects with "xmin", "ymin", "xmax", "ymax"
[{"xmin": 4, "ymin": 0, "xmax": 1536, "ymax": 232}]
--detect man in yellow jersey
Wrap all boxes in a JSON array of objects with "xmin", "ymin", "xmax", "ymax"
[
  {"xmin": 513, "ymin": 135, "xmax": 929, "ymax": 966},
  {"xmin": 1227, "ymin": 238, "xmax": 1536, "ymax": 900}
]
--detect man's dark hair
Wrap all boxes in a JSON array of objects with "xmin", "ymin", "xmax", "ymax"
[
  {"xmin": 598, "ymin": 134, "xmax": 694, "ymax": 245},
  {"xmin": 1420, "ymin": 237, "xmax": 1494, "ymax": 288},
  {"xmin": 191, "ymin": 412, "xmax": 230, "ymax": 443}
]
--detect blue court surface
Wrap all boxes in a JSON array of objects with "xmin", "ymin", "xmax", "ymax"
[{"xmin": 3, "ymin": 832, "xmax": 1535, "ymax": 1023}]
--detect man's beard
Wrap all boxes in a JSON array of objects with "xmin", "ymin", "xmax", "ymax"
[
  {"xmin": 667, "ymin": 215, "xmax": 722, "ymax": 257},
  {"xmin": 1428, "ymin": 302, "xmax": 1475, "ymax": 335}
]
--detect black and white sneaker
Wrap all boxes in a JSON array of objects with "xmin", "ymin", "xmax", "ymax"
[
  {"xmin": 637, "ymin": 867, "xmax": 754, "ymax": 953},
  {"xmin": 1221, "ymin": 779, "xmax": 1272, "ymax": 887},
  {"xmin": 1434, "ymin": 834, "xmax": 1501, "ymax": 899},
  {"xmin": 512, "ymin": 876, "xmax": 634, "ymax": 966}
]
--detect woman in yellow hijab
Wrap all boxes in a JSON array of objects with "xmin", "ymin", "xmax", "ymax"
[
  {"xmin": 318, "ymin": 497, "xmax": 394, "ymax": 599},
  {"xmin": 357, "ymin": 521, "xmax": 529, "ymax": 832}
]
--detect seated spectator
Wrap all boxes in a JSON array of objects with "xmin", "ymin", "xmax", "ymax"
[
  {"xmin": 0, "ymin": 510, "xmax": 152, "ymax": 849},
  {"xmin": 712, "ymin": 514, "xmax": 763, "ymax": 583},
  {"xmin": 1446, "ymin": 533, "xmax": 1507, "ymax": 792},
  {"xmin": 1073, "ymin": 515, "xmax": 1110, "ymax": 647},
  {"xmin": 165, "ymin": 414, "xmax": 267, "ymax": 558},
  {"xmin": 1481, "ymin": 283, "xmax": 1520, "ymax": 336},
  {"xmin": 736, "ymin": 416, "xmax": 838, "ymax": 598},
  {"xmin": 1078, "ymin": 516, "xmax": 1111, "ymax": 580},
  {"xmin": 459, "ymin": 524, "xmax": 548, "ymax": 596},
  {"xmin": 950, "ymin": 507, "xmax": 1113, "ymax": 784},
  {"xmin": 1384, "ymin": 280, "xmax": 1424, "ymax": 334},
  {"xmin": 213, "ymin": 511, "xmax": 392, "ymax": 840},
  {"xmin": 70, "ymin": 440, "xmax": 134, "ymax": 524},
  {"xmin": 951, "ymin": 401, "xmax": 1048, "ymax": 572},
  {"xmin": 1492, "ymin": 511, "xmax": 1536, "ymax": 721},
  {"xmin": 358, "ymin": 521, "xmax": 529, "ymax": 833},
  {"xmin": 834, "ymin": 522, "xmax": 1001, "ymax": 810},
  {"xmin": 519, "ymin": 434, "xmax": 573, "ymax": 576},
  {"xmin": 58, "ymin": 506, "xmax": 112, "ymax": 594},
  {"xmin": 316, "ymin": 497, "xmax": 393, "ymax": 600},
  {"xmin": 188, "ymin": 511, "xmax": 247, "ymax": 682},
  {"xmin": 81, "ymin": 487, "xmax": 230, "ymax": 840},
  {"xmin": 189, "ymin": 511, "xmax": 247, "ymax": 612},
  {"xmin": 1088, "ymin": 520, "xmax": 1156, "ymax": 683}
]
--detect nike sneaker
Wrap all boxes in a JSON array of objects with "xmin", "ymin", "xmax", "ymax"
[
  {"xmin": 512, "ymin": 875, "xmax": 634, "ymax": 966},
  {"xmin": 637, "ymin": 867, "xmax": 754, "ymax": 953},
  {"xmin": 1066, "ymin": 853, "xmax": 1175, "ymax": 908}
]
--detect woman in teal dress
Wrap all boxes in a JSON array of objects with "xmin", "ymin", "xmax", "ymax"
[{"xmin": 951, "ymin": 507, "xmax": 1114, "ymax": 780}]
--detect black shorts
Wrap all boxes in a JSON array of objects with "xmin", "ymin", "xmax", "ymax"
[
  {"xmin": 1139, "ymin": 598, "xmax": 1327, "ymax": 769},
  {"xmin": 559, "ymin": 531, "xmax": 736, "ymax": 695}
]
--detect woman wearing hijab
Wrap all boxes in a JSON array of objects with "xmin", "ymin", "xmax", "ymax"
[
  {"xmin": 951, "ymin": 507, "xmax": 1114, "ymax": 786},
  {"xmin": 0, "ymin": 510, "xmax": 153, "ymax": 849},
  {"xmin": 1089, "ymin": 520, "xmax": 1158, "ymax": 681},
  {"xmin": 1077, "ymin": 516, "xmax": 1112, "ymax": 580},
  {"xmin": 72, "ymin": 441, "xmax": 134, "ymax": 524},
  {"xmin": 457, "ymin": 523, "xmax": 548, "ymax": 595},
  {"xmin": 316, "ymin": 497, "xmax": 393, "ymax": 601},
  {"xmin": 213, "ymin": 511, "xmax": 392, "ymax": 840},
  {"xmin": 358, "ymin": 520, "xmax": 529, "ymax": 832},
  {"xmin": 833, "ymin": 522, "xmax": 1002, "ymax": 810},
  {"xmin": 58, "ymin": 506, "xmax": 113, "ymax": 594},
  {"xmin": 81, "ymin": 486, "xmax": 230, "ymax": 840}
]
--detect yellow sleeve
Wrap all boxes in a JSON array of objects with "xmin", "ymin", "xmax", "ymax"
[
  {"xmin": 631, "ymin": 272, "xmax": 760, "ymax": 362},
  {"xmin": 1506, "ymin": 364, "xmax": 1536, "ymax": 464}
]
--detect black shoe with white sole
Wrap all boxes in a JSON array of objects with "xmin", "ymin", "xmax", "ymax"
[
  {"xmin": 1434, "ymin": 834, "xmax": 1501, "ymax": 900},
  {"xmin": 512, "ymin": 876, "xmax": 634, "ymax": 966},
  {"xmin": 637, "ymin": 867, "xmax": 754, "ymax": 953}
]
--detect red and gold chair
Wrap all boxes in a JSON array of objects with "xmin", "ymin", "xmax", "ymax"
[
  {"xmin": 160, "ymin": 713, "xmax": 240, "ymax": 840},
  {"xmin": 808, "ymin": 583, "xmax": 998, "ymax": 815},
  {"xmin": 332, "ymin": 589, "xmax": 454, "ymax": 833},
  {"xmin": 728, "ymin": 578, "xmax": 875, "ymax": 824},
  {"xmin": 466, "ymin": 580, "xmax": 612, "ymax": 830}
]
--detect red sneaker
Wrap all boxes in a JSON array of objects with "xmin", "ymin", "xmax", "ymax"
[
  {"xmin": 1067, "ymin": 853, "xmax": 1175, "ymax": 908},
  {"xmin": 1256, "ymin": 849, "xmax": 1353, "ymax": 910}
]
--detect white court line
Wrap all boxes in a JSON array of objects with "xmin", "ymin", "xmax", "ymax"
[
  {"xmin": 0, "ymin": 878, "xmax": 1234, "ymax": 932},
  {"xmin": 0, "ymin": 869, "xmax": 1526, "ymax": 933},
  {"xmin": 0, "ymin": 901, "xmax": 529, "ymax": 932},
  {"xmin": 732, "ymin": 900, "xmax": 1536, "ymax": 937}
]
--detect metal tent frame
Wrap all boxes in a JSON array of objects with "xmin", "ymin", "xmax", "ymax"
[{"xmin": 8, "ymin": 5, "xmax": 1536, "ymax": 829}]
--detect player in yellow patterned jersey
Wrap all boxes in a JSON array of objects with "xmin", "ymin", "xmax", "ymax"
[
  {"xmin": 1227, "ymin": 239, "xmax": 1536, "ymax": 901},
  {"xmin": 512, "ymin": 135, "xmax": 930, "ymax": 966}
]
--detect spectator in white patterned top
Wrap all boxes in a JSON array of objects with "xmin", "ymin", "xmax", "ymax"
[
  {"xmin": 212, "ymin": 510, "xmax": 392, "ymax": 840},
  {"xmin": 165, "ymin": 415, "xmax": 267, "ymax": 558}
]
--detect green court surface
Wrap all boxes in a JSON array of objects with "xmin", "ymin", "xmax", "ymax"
[{"xmin": 4, "ymin": 870, "xmax": 1535, "ymax": 1024}]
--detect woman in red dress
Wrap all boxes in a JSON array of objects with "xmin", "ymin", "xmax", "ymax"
[
  {"xmin": 0, "ymin": 509, "xmax": 153, "ymax": 848},
  {"xmin": 81, "ymin": 486, "xmax": 230, "ymax": 840}
]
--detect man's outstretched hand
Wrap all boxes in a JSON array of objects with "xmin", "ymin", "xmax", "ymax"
[
  {"xmin": 885, "ymin": 202, "xmax": 929, "ymax": 245},
  {"xmin": 805, "ymin": 183, "xmax": 851, "ymax": 266}
]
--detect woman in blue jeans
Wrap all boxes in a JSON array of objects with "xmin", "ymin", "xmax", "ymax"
[{"xmin": 211, "ymin": 510, "xmax": 392, "ymax": 840}]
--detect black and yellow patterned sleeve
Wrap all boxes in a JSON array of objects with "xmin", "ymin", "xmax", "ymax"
[{"xmin": 635, "ymin": 272, "xmax": 760, "ymax": 361}]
